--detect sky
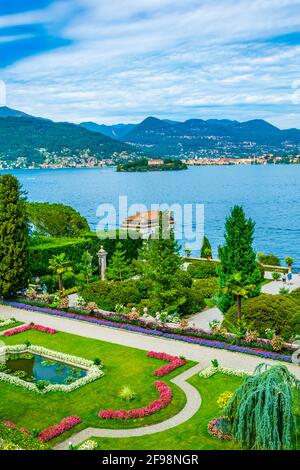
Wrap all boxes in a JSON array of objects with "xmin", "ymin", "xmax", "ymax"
[{"xmin": 0, "ymin": 0, "xmax": 300, "ymax": 127}]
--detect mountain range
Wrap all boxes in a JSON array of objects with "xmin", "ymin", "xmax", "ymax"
[
  {"xmin": 0, "ymin": 107, "xmax": 141, "ymax": 167},
  {"xmin": 81, "ymin": 116, "xmax": 300, "ymax": 157},
  {"xmin": 1, "ymin": 106, "xmax": 300, "ymax": 167}
]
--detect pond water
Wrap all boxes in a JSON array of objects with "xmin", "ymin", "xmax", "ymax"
[{"xmin": 3, "ymin": 353, "xmax": 86, "ymax": 384}]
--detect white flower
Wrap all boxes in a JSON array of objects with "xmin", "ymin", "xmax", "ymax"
[
  {"xmin": 0, "ymin": 344, "xmax": 104, "ymax": 394},
  {"xmin": 78, "ymin": 440, "xmax": 98, "ymax": 450}
]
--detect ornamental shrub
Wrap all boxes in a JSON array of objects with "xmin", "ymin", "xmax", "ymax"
[
  {"xmin": 179, "ymin": 278, "xmax": 218, "ymax": 315},
  {"xmin": 224, "ymin": 294, "xmax": 300, "ymax": 340},
  {"xmin": 80, "ymin": 280, "xmax": 143, "ymax": 311},
  {"xmin": 257, "ymin": 253, "xmax": 281, "ymax": 266},
  {"xmin": 187, "ymin": 261, "xmax": 218, "ymax": 279}
]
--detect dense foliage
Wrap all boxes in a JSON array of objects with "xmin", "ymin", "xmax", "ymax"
[
  {"xmin": 117, "ymin": 158, "xmax": 187, "ymax": 172},
  {"xmin": 225, "ymin": 364, "xmax": 300, "ymax": 450},
  {"xmin": 80, "ymin": 280, "xmax": 145, "ymax": 312},
  {"xmin": 187, "ymin": 260, "xmax": 218, "ymax": 279},
  {"xmin": 28, "ymin": 231, "xmax": 143, "ymax": 277},
  {"xmin": 218, "ymin": 206, "xmax": 262, "ymax": 313},
  {"xmin": 224, "ymin": 293, "xmax": 300, "ymax": 340},
  {"xmin": 257, "ymin": 252, "xmax": 281, "ymax": 266},
  {"xmin": 28, "ymin": 202, "xmax": 90, "ymax": 237},
  {"xmin": 0, "ymin": 174, "xmax": 29, "ymax": 298},
  {"xmin": 136, "ymin": 217, "xmax": 185, "ymax": 313}
]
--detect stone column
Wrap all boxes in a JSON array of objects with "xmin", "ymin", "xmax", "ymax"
[{"xmin": 97, "ymin": 246, "xmax": 107, "ymax": 280}]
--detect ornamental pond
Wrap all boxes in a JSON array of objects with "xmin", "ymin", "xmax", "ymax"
[{"xmin": 1, "ymin": 353, "xmax": 87, "ymax": 385}]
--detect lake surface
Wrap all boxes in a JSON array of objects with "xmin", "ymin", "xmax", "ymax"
[{"xmin": 2, "ymin": 165, "xmax": 300, "ymax": 268}]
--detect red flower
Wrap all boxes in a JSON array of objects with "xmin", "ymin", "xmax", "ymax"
[{"xmin": 98, "ymin": 381, "xmax": 172, "ymax": 420}]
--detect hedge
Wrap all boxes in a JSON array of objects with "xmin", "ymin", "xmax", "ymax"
[
  {"xmin": 80, "ymin": 280, "xmax": 145, "ymax": 311},
  {"xmin": 187, "ymin": 260, "xmax": 219, "ymax": 279},
  {"xmin": 29, "ymin": 230, "xmax": 143, "ymax": 277}
]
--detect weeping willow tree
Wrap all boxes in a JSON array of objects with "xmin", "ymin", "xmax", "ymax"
[{"xmin": 224, "ymin": 363, "xmax": 300, "ymax": 450}]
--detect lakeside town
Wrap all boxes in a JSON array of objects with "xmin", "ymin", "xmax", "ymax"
[{"xmin": 1, "ymin": 153, "xmax": 300, "ymax": 171}]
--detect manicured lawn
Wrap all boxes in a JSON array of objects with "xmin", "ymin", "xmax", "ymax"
[
  {"xmin": 79, "ymin": 373, "xmax": 243, "ymax": 450},
  {"xmin": 0, "ymin": 329, "xmax": 193, "ymax": 445}
]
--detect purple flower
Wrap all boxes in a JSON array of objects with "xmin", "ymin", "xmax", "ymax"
[{"xmin": 3, "ymin": 301, "xmax": 293, "ymax": 363}]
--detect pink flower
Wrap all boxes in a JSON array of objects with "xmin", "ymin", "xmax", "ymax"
[
  {"xmin": 38, "ymin": 416, "xmax": 81, "ymax": 442},
  {"xmin": 147, "ymin": 351, "xmax": 187, "ymax": 376},
  {"xmin": 4, "ymin": 324, "xmax": 57, "ymax": 337},
  {"xmin": 98, "ymin": 381, "xmax": 172, "ymax": 420}
]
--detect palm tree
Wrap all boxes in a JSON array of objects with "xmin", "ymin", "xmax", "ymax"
[
  {"xmin": 285, "ymin": 256, "xmax": 295, "ymax": 273},
  {"xmin": 222, "ymin": 272, "xmax": 255, "ymax": 320},
  {"xmin": 48, "ymin": 253, "xmax": 73, "ymax": 294}
]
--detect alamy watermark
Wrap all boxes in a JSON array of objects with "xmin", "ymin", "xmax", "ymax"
[{"xmin": 95, "ymin": 196, "xmax": 204, "ymax": 251}]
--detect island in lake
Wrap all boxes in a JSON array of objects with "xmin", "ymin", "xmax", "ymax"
[{"xmin": 117, "ymin": 158, "xmax": 188, "ymax": 172}]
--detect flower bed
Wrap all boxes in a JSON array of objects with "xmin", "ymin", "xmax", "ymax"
[
  {"xmin": 0, "ymin": 316, "xmax": 18, "ymax": 330},
  {"xmin": 0, "ymin": 421, "xmax": 46, "ymax": 450},
  {"xmin": 199, "ymin": 365, "xmax": 247, "ymax": 378},
  {"xmin": 99, "ymin": 381, "xmax": 172, "ymax": 419},
  {"xmin": 3, "ymin": 323, "xmax": 57, "ymax": 337},
  {"xmin": 3, "ymin": 300, "xmax": 296, "ymax": 363},
  {"xmin": 38, "ymin": 416, "xmax": 81, "ymax": 442},
  {"xmin": 0, "ymin": 344, "xmax": 104, "ymax": 394},
  {"xmin": 207, "ymin": 416, "xmax": 233, "ymax": 441},
  {"xmin": 147, "ymin": 351, "xmax": 187, "ymax": 376}
]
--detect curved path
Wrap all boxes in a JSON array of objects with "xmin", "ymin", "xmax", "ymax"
[{"xmin": 54, "ymin": 363, "xmax": 203, "ymax": 450}]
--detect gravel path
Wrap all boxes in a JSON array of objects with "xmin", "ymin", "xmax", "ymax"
[
  {"xmin": 188, "ymin": 306, "xmax": 223, "ymax": 330},
  {"xmin": 0, "ymin": 305, "xmax": 298, "ymax": 377},
  {"xmin": 54, "ymin": 362, "xmax": 203, "ymax": 450}
]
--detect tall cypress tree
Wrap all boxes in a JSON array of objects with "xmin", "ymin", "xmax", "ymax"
[
  {"xmin": 0, "ymin": 174, "xmax": 29, "ymax": 298},
  {"xmin": 217, "ymin": 206, "xmax": 262, "ymax": 313}
]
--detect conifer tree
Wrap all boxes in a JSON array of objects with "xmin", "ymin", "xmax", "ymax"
[
  {"xmin": 201, "ymin": 236, "xmax": 212, "ymax": 258},
  {"xmin": 217, "ymin": 206, "xmax": 262, "ymax": 313},
  {"xmin": 0, "ymin": 174, "xmax": 29, "ymax": 298},
  {"xmin": 138, "ymin": 212, "xmax": 185, "ymax": 313},
  {"xmin": 106, "ymin": 242, "xmax": 133, "ymax": 281}
]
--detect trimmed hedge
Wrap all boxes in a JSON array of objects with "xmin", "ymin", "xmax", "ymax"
[
  {"xmin": 80, "ymin": 280, "xmax": 144, "ymax": 311},
  {"xmin": 29, "ymin": 231, "xmax": 143, "ymax": 277},
  {"xmin": 223, "ymin": 293, "xmax": 300, "ymax": 340}
]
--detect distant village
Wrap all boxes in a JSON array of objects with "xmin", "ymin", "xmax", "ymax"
[{"xmin": 0, "ymin": 153, "xmax": 300, "ymax": 170}]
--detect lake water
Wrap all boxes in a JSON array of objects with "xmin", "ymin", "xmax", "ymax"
[{"xmin": 2, "ymin": 165, "xmax": 300, "ymax": 268}]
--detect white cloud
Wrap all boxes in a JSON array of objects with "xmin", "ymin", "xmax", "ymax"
[{"xmin": 1, "ymin": 0, "xmax": 300, "ymax": 126}]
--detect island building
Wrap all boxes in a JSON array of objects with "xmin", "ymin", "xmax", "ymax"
[{"xmin": 121, "ymin": 210, "xmax": 175, "ymax": 238}]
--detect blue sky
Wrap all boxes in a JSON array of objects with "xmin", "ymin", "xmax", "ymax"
[{"xmin": 1, "ymin": 0, "xmax": 300, "ymax": 127}]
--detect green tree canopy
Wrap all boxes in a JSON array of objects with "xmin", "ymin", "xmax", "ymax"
[
  {"xmin": 0, "ymin": 174, "xmax": 29, "ymax": 298},
  {"xmin": 225, "ymin": 363, "xmax": 300, "ymax": 450},
  {"xmin": 106, "ymin": 242, "xmax": 134, "ymax": 281},
  {"xmin": 28, "ymin": 202, "xmax": 90, "ymax": 238},
  {"xmin": 217, "ymin": 206, "xmax": 262, "ymax": 313}
]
